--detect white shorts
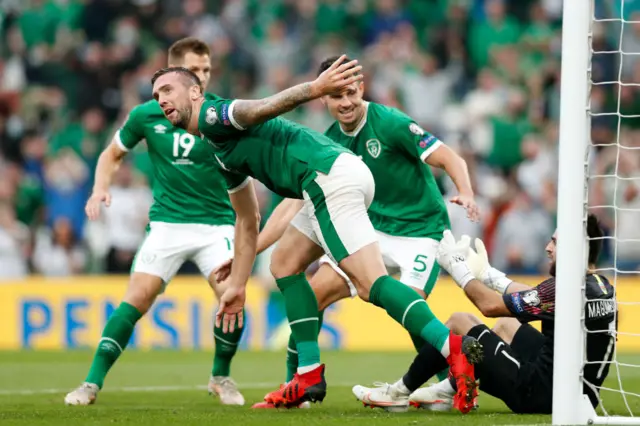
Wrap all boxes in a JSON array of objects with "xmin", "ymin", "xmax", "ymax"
[
  {"xmin": 290, "ymin": 153, "xmax": 377, "ymax": 263},
  {"xmin": 132, "ymin": 222, "xmax": 234, "ymax": 284},
  {"xmin": 319, "ymin": 232, "xmax": 440, "ymax": 297}
]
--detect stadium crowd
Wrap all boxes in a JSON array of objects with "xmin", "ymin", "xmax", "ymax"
[{"xmin": 0, "ymin": 0, "xmax": 638, "ymax": 279}]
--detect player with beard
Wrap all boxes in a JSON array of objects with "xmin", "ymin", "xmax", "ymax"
[
  {"xmin": 252, "ymin": 55, "xmax": 479, "ymax": 410},
  {"xmin": 150, "ymin": 61, "xmax": 483, "ymax": 412},
  {"xmin": 354, "ymin": 214, "xmax": 617, "ymax": 414},
  {"xmin": 65, "ymin": 38, "xmax": 247, "ymax": 406}
]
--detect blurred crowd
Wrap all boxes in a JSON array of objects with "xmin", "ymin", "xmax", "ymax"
[{"xmin": 0, "ymin": 0, "xmax": 638, "ymax": 280}]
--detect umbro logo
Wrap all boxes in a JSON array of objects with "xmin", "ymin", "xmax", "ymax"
[{"xmin": 154, "ymin": 124, "xmax": 167, "ymax": 134}]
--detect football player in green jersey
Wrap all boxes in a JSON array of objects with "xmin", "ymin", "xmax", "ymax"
[
  {"xmin": 253, "ymin": 56, "xmax": 479, "ymax": 411},
  {"xmin": 65, "ymin": 38, "xmax": 249, "ymax": 407},
  {"xmin": 151, "ymin": 58, "xmax": 482, "ymax": 413}
]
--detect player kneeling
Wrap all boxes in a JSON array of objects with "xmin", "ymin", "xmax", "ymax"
[{"xmin": 354, "ymin": 214, "xmax": 616, "ymax": 415}]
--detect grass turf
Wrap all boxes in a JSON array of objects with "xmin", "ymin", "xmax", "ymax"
[{"xmin": 1, "ymin": 350, "xmax": 640, "ymax": 425}]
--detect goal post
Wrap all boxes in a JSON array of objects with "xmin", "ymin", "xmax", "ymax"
[
  {"xmin": 552, "ymin": 0, "xmax": 593, "ymax": 425},
  {"xmin": 553, "ymin": 0, "xmax": 640, "ymax": 424},
  {"xmin": 552, "ymin": 0, "xmax": 592, "ymax": 424}
]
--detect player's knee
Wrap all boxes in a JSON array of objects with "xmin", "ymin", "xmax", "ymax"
[
  {"xmin": 269, "ymin": 247, "xmax": 300, "ymax": 279},
  {"xmin": 445, "ymin": 312, "xmax": 481, "ymax": 335},
  {"xmin": 492, "ymin": 317, "xmax": 520, "ymax": 343},
  {"xmin": 123, "ymin": 273, "xmax": 164, "ymax": 314},
  {"xmin": 310, "ymin": 264, "xmax": 352, "ymax": 310}
]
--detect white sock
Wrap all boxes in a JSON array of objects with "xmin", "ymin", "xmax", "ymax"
[
  {"xmin": 393, "ymin": 378, "xmax": 411, "ymax": 396},
  {"xmin": 297, "ymin": 363, "xmax": 320, "ymax": 375},
  {"xmin": 440, "ymin": 336, "xmax": 450, "ymax": 358},
  {"xmin": 434, "ymin": 378, "xmax": 455, "ymax": 396}
]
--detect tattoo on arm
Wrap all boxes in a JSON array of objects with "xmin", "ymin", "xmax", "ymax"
[{"xmin": 232, "ymin": 82, "xmax": 314, "ymax": 128}]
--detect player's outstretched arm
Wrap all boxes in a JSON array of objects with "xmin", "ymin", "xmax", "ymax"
[
  {"xmin": 216, "ymin": 180, "xmax": 261, "ymax": 333},
  {"xmin": 86, "ymin": 142, "xmax": 127, "ymax": 221},
  {"xmin": 230, "ymin": 55, "xmax": 363, "ymax": 128},
  {"xmin": 426, "ymin": 145, "xmax": 479, "ymax": 222},
  {"xmin": 257, "ymin": 198, "xmax": 304, "ymax": 254},
  {"xmin": 463, "ymin": 280, "xmax": 513, "ymax": 317}
]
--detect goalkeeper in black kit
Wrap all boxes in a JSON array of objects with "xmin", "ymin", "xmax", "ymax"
[{"xmin": 354, "ymin": 214, "xmax": 617, "ymax": 414}]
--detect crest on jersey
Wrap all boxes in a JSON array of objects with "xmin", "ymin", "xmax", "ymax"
[
  {"xmin": 366, "ymin": 139, "xmax": 381, "ymax": 158},
  {"xmin": 206, "ymin": 107, "xmax": 218, "ymax": 125},
  {"xmin": 523, "ymin": 290, "xmax": 540, "ymax": 307},
  {"xmin": 154, "ymin": 124, "xmax": 167, "ymax": 134},
  {"xmin": 409, "ymin": 123, "xmax": 426, "ymax": 136}
]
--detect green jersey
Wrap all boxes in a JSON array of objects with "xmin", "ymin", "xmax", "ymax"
[
  {"xmin": 324, "ymin": 102, "xmax": 450, "ymax": 239},
  {"xmin": 116, "ymin": 94, "xmax": 235, "ymax": 226},
  {"xmin": 198, "ymin": 98, "xmax": 351, "ymax": 199}
]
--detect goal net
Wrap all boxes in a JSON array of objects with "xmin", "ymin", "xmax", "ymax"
[{"xmin": 554, "ymin": 0, "xmax": 640, "ymax": 424}]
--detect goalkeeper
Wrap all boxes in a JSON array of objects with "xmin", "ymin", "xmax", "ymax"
[{"xmin": 354, "ymin": 214, "xmax": 617, "ymax": 414}]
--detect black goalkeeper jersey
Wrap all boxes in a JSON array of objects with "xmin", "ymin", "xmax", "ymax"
[{"xmin": 503, "ymin": 274, "xmax": 617, "ymax": 408}]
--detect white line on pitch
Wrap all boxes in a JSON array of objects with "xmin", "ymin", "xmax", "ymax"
[{"xmin": 0, "ymin": 382, "xmax": 356, "ymax": 396}]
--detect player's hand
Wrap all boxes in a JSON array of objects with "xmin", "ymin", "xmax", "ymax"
[
  {"xmin": 465, "ymin": 237, "xmax": 490, "ymax": 279},
  {"xmin": 215, "ymin": 285, "xmax": 245, "ymax": 333},
  {"xmin": 311, "ymin": 54, "xmax": 364, "ymax": 97},
  {"xmin": 85, "ymin": 190, "xmax": 111, "ymax": 221},
  {"xmin": 213, "ymin": 258, "xmax": 233, "ymax": 283},
  {"xmin": 450, "ymin": 194, "xmax": 480, "ymax": 222},
  {"xmin": 467, "ymin": 237, "xmax": 511, "ymax": 293},
  {"xmin": 436, "ymin": 230, "xmax": 475, "ymax": 289}
]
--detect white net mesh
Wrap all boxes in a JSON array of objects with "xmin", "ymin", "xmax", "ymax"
[{"xmin": 586, "ymin": 0, "xmax": 640, "ymax": 418}]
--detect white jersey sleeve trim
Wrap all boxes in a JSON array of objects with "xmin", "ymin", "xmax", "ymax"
[
  {"xmin": 420, "ymin": 140, "xmax": 443, "ymax": 163},
  {"xmin": 114, "ymin": 130, "xmax": 130, "ymax": 152},
  {"xmin": 228, "ymin": 101, "xmax": 246, "ymax": 131},
  {"xmin": 227, "ymin": 177, "xmax": 252, "ymax": 194}
]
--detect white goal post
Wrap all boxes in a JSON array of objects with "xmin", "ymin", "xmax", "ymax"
[{"xmin": 553, "ymin": 0, "xmax": 639, "ymax": 424}]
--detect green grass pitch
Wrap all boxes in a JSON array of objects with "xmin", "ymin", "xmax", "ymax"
[{"xmin": 1, "ymin": 350, "xmax": 640, "ymax": 425}]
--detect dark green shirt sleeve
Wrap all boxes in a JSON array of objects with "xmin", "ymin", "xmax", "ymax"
[
  {"xmin": 198, "ymin": 99, "xmax": 246, "ymax": 139},
  {"xmin": 116, "ymin": 105, "xmax": 146, "ymax": 151}
]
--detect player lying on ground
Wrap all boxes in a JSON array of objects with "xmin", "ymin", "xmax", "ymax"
[
  {"xmin": 250, "ymin": 55, "xmax": 480, "ymax": 409},
  {"xmin": 65, "ymin": 38, "xmax": 246, "ymax": 406},
  {"xmin": 151, "ymin": 59, "xmax": 483, "ymax": 413},
  {"xmin": 354, "ymin": 214, "xmax": 616, "ymax": 414}
]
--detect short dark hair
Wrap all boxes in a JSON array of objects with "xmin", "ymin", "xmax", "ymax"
[
  {"xmin": 587, "ymin": 213, "xmax": 604, "ymax": 265},
  {"xmin": 168, "ymin": 37, "xmax": 210, "ymax": 64},
  {"xmin": 151, "ymin": 67, "xmax": 202, "ymax": 91},
  {"xmin": 317, "ymin": 55, "xmax": 357, "ymax": 77}
]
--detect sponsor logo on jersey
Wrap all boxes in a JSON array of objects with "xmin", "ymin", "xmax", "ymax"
[
  {"xmin": 206, "ymin": 107, "xmax": 218, "ymax": 125},
  {"xmin": 366, "ymin": 139, "xmax": 381, "ymax": 158},
  {"xmin": 409, "ymin": 123, "xmax": 426, "ymax": 136},
  {"xmin": 154, "ymin": 124, "xmax": 167, "ymax": 134},
  {"xmin": 221, "ymin": 104, "xmax": 231, "ymax": 126},
  {"xmin": 523, "ymin": 290, "xmax": 541, "ymax": 307}
]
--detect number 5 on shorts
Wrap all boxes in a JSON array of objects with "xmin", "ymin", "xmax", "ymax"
[{"xmin": 413, "ymin": 254, "xmax": 428, "ymax": 272}]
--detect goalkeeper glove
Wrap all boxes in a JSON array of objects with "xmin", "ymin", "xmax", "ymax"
[
  {"xmin": 465, "ymin": 237, "xmax": 512, "ymax": 294},
  {"xmin": 436, "ymin": 230, "xmax": 475, "ymax": 289}
]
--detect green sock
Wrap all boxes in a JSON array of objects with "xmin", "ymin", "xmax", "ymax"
[
  {"xmin": 85, "ymin": 302, "xmax": 142, "ymax": 388},
  {"xmin": 436, "ymin": 368, "xmax": 449, "ymax": 382},
  {"xmin": 369, "ymin": 276, "xmax": 450, "ymax": 355},
  {"xmin": 285, "ymin": 334, "xmax": 298, "ymax": 383},
  {"xmin": 276, "ymin": 274, "xmax": 320, "ymax": 369},
  {"xmin": 212, "ymin": 309, "xmax": 244, "ymax": 377},
  {"xmin": 285, "ymin": 310, "xmax": 324, "ymax": 382}
]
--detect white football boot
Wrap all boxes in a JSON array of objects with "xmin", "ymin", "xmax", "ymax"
[
  {"xmin": 64, "ymin": 382, "xmax": 99, "ymax": 406},
  {"xmin": 409, "ymin": 380, "xmax": 456, "ymax": 412},
  {"xmin": 352, "ymin": 382, "xmax": 409, "ymax": 412},
  {"xmin": 208, "ymin": 376, "xmax": 245, "ymax": 406}
]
